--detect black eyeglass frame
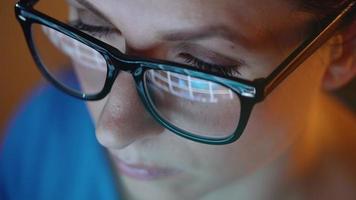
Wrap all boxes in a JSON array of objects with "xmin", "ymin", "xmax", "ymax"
[{"xmin": 15, "ymin": 0, "xmax": 355, "ymax": 145}]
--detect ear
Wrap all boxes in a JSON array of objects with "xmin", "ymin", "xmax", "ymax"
[{"xmin": 322, "ymin": 20, "xmax": 356, "ymax": 91}]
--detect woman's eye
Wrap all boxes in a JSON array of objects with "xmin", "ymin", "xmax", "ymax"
[
  {"xmin": 178, "ymin": 53, "xmax": 242, "ymax": 77},
  {"xmin": 69, "ymin": 20, "xmax": 116, "ymax": 38},
  {"xmin": 69, "ymin": 19, "xmax": 126, "ymax": 53}
]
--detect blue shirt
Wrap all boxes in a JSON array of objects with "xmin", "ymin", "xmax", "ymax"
[{"xmin": 0, "ymin": 84, "xmax": 121, "ymax": 200}]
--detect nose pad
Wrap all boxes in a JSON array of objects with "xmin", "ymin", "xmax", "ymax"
[{"xmin": 95, "ymin": 71, "xmax": 164, "ymax": 149}]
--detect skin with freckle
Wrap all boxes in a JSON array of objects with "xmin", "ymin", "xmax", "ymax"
[{"xmin": 55, "ymin": 0, "xmax": 356, "ymax": 199}]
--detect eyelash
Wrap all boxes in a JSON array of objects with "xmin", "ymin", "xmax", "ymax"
[
  {"xmin": 179, "ymin": 53, "xmax": 241, "ymax": 77},
  {"xmin": 69, "ymin": 20, "xmax": 115, "ymax": 37},
  {"xmin": 69, "ymin": 21, "xmax": 241, "ymax": 77}
]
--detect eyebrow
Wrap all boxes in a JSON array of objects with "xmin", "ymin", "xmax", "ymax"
[
  {"xmin": 160, "ymin": 25, "xmax": 244, "ymax": 43},
  {"xmin": 73, "ymin": 0, "xmax": 246, "ymax": 46},
  {"xmin": 75, "ymin": 0, "xmax": 99, "ymax": 13},
  {"xmin": 73, "ymin": 0, "xmax": 113, "ymax": 24}
]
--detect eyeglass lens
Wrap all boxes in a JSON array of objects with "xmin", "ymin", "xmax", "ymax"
[
  {"xmin": 31, "ymin": 24, "xmax": 108, "ymax": 95},
  {"xmin": 144, "ymin": 69, "xmax": 241, "ymax": 138}
]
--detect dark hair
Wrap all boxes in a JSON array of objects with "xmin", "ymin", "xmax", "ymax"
[
  {"xmin": 300, "ymin": 0, "xmax": 354, "ymax": 34},
  {"xmin": 301, "ymin": 0, "xmax": 352, "ymax": 17}
]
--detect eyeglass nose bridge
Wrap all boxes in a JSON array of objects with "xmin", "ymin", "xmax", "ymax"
[
  {"xmin": 106, "ymin": 49, "xmax": 143, "ymax": 71},
  {"xmin": 102, "ymin": 52, "xmax": 148, "ymax": 91}
]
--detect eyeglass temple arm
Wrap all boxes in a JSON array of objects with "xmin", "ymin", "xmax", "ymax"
[{"xmin": 262, "ymin": 1, "xmax": 355, "ymax": 97}]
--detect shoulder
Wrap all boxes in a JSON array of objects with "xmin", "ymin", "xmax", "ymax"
[
  {"xmin": 0, "ymin": 84, "xmax": 120, "ymax": 200},
  {"xmin": 1, "ymin": 83, "xmax": 93, "ymax": 159}
]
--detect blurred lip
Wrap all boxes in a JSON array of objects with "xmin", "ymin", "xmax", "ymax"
[{"xmin": 112, "ymin": 157, "xmax": 183, "ymax": 181}]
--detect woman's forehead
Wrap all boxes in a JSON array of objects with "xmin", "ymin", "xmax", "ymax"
[
  {"xmin": 69, "ymin": 0, "xmax": 311, "ymax": 47},
  {"xmin": 79, "ymin": 0, "xmax": 300, "ymax": 27}
]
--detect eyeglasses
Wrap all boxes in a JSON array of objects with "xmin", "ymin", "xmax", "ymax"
[{"xmin": 15, "ymin": 0, "xmax": 355, "ymax": 145}]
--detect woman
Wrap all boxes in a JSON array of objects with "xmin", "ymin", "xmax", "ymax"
[{"xmin": 1, "ymin": 0, "xmax": 355, "ymax": 199}]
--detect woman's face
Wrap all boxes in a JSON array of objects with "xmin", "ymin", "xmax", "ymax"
[{"xmin": 66, "ymin": 0, "xmax": 328, "ymax": 199}]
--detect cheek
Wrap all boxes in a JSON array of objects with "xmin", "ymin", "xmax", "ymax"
[
  {"xmin": 249, "ymin": 53, "xmax": 324, "ymax": 135},
  {"xmin": 69, "ymin": 61, "xmax": 109, "ymax": 125},
  {"xmin": 85, "ymin": 97, "xmax": 108, "ymax": 125},
  {"xmin": 231, "ymin": 54, "xmax": 325, "ymax": 173},
  {"xmin": 184, "ymin": 141, "xmax": 273, "ymax": 190}
]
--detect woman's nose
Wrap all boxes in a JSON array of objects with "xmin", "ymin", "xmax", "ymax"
[{"xmin": 95, "ymin": 71, "xmax": 164, "ymax": 149}]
